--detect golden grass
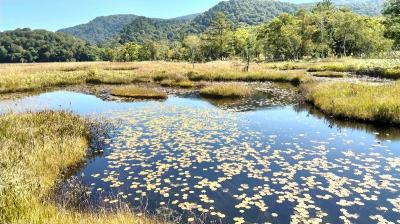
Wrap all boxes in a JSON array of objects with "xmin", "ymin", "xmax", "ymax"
[
  {"xmin": 200, "ymin": 83, "xmax": 252, "ymax": 98},
  {"xmin": 0, "ymin": 111, "xmax": 155, "ymax": 223},
  {"xmin": 302, "ymin": 82, "xmax": 400, "ymax": 124},
  {"xmin": 0, "ymin": 61, "xmax": 313, "ymax": 94},
  {"xmin": 160, "ymin": 79, "xmax": 195, "ymax": 88},
  {"xmin": 264, "ymin": 58, "xmax": 400, "ymax": 79},
  {"xmin": 111, "ymin": 86, "xmax": 167, "ymax": 99}
]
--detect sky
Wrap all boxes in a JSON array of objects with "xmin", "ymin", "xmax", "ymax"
[{"xmin": 0, "ymin": 0, "xmax": 316, "ymax": 31}]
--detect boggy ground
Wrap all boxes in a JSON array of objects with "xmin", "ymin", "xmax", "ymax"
[{"xmin": 1, "ymin": 59, "xmax": 400, "ymax": 223}]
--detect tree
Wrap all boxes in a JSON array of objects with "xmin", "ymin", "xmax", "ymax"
[
  {"xmin": 203, "ymin": 12, "xmax": 233, "ymax": 60},
  {"xmin": 0, "ymin": 28, "xmax": 98, "ymax": 63},
  {"xmin": 311, "ymin": 0, "xmax": 335, "ymax": 58},
  {"xmin": 233, "ymin": 28, "xmax": 258, "ymax": 71},
  {"xmin": 258, "ymin": 14, "xmax": 302, "ymax": 60},
  {"xmin": 139, "ymin": 40, "xmax": 157, "ymax": 61},
  {"xmin": 183, "ymin": 35, "xmax": 201, "ymax": 68},
  {"xmin": 383, "ymin": 0, "xmax": 400, "ymax": 49}
]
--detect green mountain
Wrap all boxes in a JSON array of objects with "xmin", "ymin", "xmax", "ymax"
[
  {"xmin": 58, "ymin": 14, "xmax": 138, "ymax": 44},
  {"xmin": 118, "ymin": 17, "xmax": 189, "ymax": 44},
  {"xmin": 0, "ymin": 28, "xmax": 97, "ymax": 63},
  {"xmin": 58, "ymin": 0, "xmax": 386, "ymax": 44},
  {"xmin": 186, "ymin": 0, "xmax": 300, "ymax": 33},
  {"xmin": 333, "ymin": 0, "xmax": 385, "ymax": 16}
]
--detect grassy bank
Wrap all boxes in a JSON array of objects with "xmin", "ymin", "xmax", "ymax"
[
  {"xmin": 0, "ymin": 111, "xmax": 151, "ymax": 224},
  {"xmin": 0, "ymin": 61, "xmax": 312, "ymax": 94},
  {"xmin": 200, "ymin": 83, "xmax": 252, "ymax": 98},
  {"xmin": 111, "ymin": 86, "xmax": 167, "ymax": 99},
  {"xmin": 302, "ymin": 82, "xmax": 400, "ymax": 124},
  {"xmin": 265, "ymin": 58, "xmax": 400, "ymax": 79}
]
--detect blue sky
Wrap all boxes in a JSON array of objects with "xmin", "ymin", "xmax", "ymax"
[{"xmin": 0, "ymin": 0, "xmax": 316, "ymax": 31}]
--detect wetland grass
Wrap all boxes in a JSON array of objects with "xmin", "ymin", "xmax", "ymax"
[
  {"xmin": 302, "ymin": 82, "xmax": 400, "ymax": 124},
  {"xmin": 264, "ymin": 58, "xmax": 400, "ymax": 79},
  {"xmin": 111, "ymin": 86, "xmax": 167, "ymax": 99},
  {"xmin": 200, "ymin": 83, "xmax": 252, "ymax": 98},
  {"xmin": 0, "ymin": 61, "xmax": 313, "ymax": 94},
  {"xmin": 0, "ymin": 111, "xmax": 153, "ymax": 223},
  {"xmin": 160, "ymin": 79, "xmax": 195, "ymax": 88}
]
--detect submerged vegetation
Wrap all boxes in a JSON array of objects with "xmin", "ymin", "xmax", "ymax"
[
  {"xmin": 111, "ymin": 86, "xmax": 167, "ymax": 99},
  {"xmin": 302, "ymin": 82, "xmax": 400, "ymax": 124},
  {"xmin": 0, "ymin": 111, "xmax": 153, "ymax": 223},
  {"xmin": 200, "ymin": 83, "xmax": 252, "ymax": 98}
]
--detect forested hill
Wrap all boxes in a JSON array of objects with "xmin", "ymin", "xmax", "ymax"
[
  {"xmin": 0, "ymin": 29, "xmax": 97, "ymax": 63},
  {"xmin": 186, "ymin": 0, "xmax": 299, "ymax": 33},
  {"xmin": 58, "ymin": 0, "xmax": 386, "ymax": 44},
  {"xmin": 58, "ymin": 14, "xmax": 138, "ymax": 44},
  {"xmin": 118, "ymin": 17, "xmax": 189, "ymax": 44}
]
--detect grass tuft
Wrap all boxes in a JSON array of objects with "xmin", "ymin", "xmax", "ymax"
[
  {"xmin": 160, "ymin": 79, "xmax": 195, "ymax": 88},
  {"xmin": 200, "ymin": 83, "xmax": 252, "ymax": 98},
  {"xmin": 0, "ymin": 111, "xmax": 164, "ymax": 223},
  {"xmin": 111, "ymin": 86, "xmax": 167, "ymax": 99},
  {"xmin": 302, "ymin": 82, "xmax": 400, "ymax": 124}
]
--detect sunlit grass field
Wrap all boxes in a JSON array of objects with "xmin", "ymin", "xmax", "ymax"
[
  {"xmin": 0, "ymin": 61, "xmax": 313, "ymax": 94},
  {"xmin": 265, "ymin": 58, "xmax": 400, "ymax": 79},
  {"xmin": 302, "ymin": 81, "xmax": 400, "ymax": 124},
  {"xmin": 0, "ymin": 111, "xmax": 157, "ymax": 224}
]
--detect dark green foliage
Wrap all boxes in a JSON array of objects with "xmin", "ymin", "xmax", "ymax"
[
  {"xmin": 383, "ymin": 0, "xmax": 400, "ymax": 49},
  {"xmin": 186, "ymin": 0, "xmax": 300, "ymax": 33},
  {"xmin": 0, "ymin": 28, "xmax": 98, "ymax": 63},
  {"xmin": 118, "ymin": 17, "xmax": 188, "ymax": 44},
  {"xmin": 58, "ymin": 15, "xmax": 138, "ymax": 44}
]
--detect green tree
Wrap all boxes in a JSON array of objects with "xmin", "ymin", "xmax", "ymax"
[
  {"xmin": 139, "ymin": 40, "xmax": 157, "ymax": 61},
  {"xmin": 183, "ymin": 35, "xmax": 201, "ymax": 67},
  {"xmin": 258, "ymin": 14, "xmax": 302, "ymax": 60},
  {"xmin": 233, "ymin": 28, "xmax": 258, "ymax": 71},
  {"xmin": 203, "ymin": 12, "xmax": 234, "ymax": 60},
  {"xmin": 383, "ymin": 0, "xmax": 400, "ymax": 49}
]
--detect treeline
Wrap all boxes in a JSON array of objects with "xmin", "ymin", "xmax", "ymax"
[
  {"xmin": 102, "ymin": 0, "xmax": 396, "ymax": 64},
  {"xmin": 0, "ymin": 28, "xmax": 99, "ymax": 63},
  {"xmin": 1, "ymin": 0, "xmax": 399, "ymax": 64}
]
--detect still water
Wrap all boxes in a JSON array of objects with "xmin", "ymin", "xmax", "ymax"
[{"xmin": 0, "ymin": 87, "xmax": 399, "ymax": 224}]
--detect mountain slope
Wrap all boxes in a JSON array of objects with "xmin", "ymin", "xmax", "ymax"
[
  {"xmin": 333, "ymin": 0, "xmax": 385, "ymax": 16},
  {"xmin": 187, "ymin": 0, "xmax": 300, "ymax": 33},
  {"xmin": 118, "ymin": 17, "xmax": 189, "ymax": 44},
  {"xmin": 58, "ymin": 0, "xmax": 386, "ymax": 44},
  {"xmin": 58, "ymin": 14, "xmax": 138, "ymax": 44}
]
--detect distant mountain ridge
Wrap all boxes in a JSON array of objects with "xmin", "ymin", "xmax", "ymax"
[
  {"xmin": 58, "ymin": 14, "xmax": 138, "ymax": 44},
  {"xmin": 58, "ymin": 0, "xmax": 386, "ymax": 44}
]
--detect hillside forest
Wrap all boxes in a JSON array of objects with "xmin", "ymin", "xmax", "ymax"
[{"xmin": 0, "ymin": 0, "xmax": 399, "ymax": 64}]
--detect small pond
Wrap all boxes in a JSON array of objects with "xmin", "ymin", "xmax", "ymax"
[{"xmin": 0, "ymin": 83, "xmax": 399, "ymax": 224}]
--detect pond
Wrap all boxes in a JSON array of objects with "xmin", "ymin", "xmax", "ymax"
[{"xmin": 0, "ymin": 84, "xmax": 399, "ymax": 224}]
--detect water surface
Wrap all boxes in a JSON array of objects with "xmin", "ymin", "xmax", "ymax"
[{"xmin": 1, "ymin": 88, "xmax": 399, "ymax": 224}]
